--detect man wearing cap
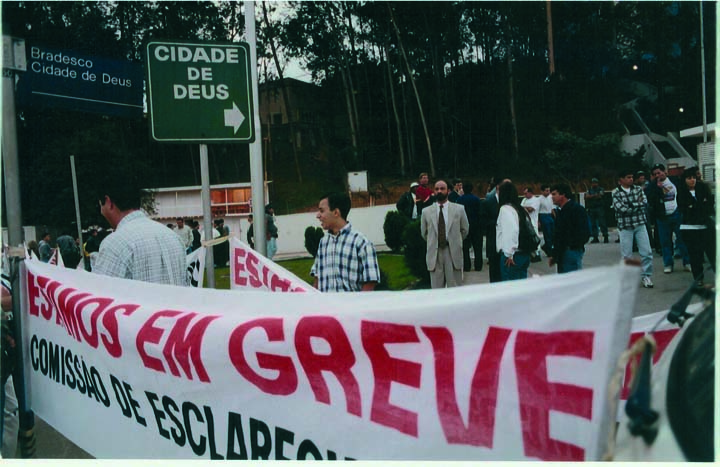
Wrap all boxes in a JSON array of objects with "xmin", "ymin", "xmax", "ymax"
[
  {"xmin": 396, "ymin": 182, "xmax": 421, "ymax": 220},
  {"xmin": 585, "ymin": 177, "xmax": 608, "ymax": 243},
  {"xmin": 647, "ymin": 163, "xmax": 690, "ymax": 273}
]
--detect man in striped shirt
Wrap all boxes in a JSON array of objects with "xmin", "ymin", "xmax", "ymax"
[{"xmin": 311, "ymin": 192, "xmax": 380, "ymax": 292}]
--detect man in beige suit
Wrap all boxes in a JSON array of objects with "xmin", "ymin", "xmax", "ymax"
[{"xmin": 421, "ymin": 180, "xmax": 470, "ymax": 288}]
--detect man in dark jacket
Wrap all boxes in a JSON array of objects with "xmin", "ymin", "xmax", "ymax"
[
  {"xmin": 548, "ymin": 184, "xmax": 590, "ymax": 273},
  {"xmin": 396, "ymin": 182, "xmax": 420, "ymax": 220},
  {"xmin": 457, "ymin": 182, "xmax": 484, "ymax": 271}
]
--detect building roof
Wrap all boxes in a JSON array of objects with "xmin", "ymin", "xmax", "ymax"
[
  {"xmin": 680, "ymin": 122, "xmax": 717, "ymax": 138},
  {"xmin": 147, "ymin": 181, "xmax": 271, "ymax": 193}
]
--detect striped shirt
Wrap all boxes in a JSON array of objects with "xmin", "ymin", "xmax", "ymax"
[
  {"xmin": 94, "ymin": 210, "xmax": 188, "ymax": 286},
  {"xmin": 311, "ymin": 223, "xmax": 380, "ymax": 292},
  {"xmin": 612, "ymin": 185, "xmax": 648, "ymax": 230}
]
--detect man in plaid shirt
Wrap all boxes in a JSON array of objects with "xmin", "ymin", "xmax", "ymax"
[
  {"xmin": 311, "ymin": 192, "xmax": 380, "ymax": 292},
  {"xmin": 612, "ymin": 168, "xmax": 655, "ymax": 288}
]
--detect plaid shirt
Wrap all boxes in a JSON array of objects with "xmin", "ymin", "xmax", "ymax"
[
  {"xmin": 612, "ymin": 185, "xmax": 648, "ymax": 230},
  {"xmin": 94, "ymin": 211, "xmax": 188, "ymax": 286},
  {"xmin": 311, "ymin": 223, "xmax": 380, "ymax": 292}
]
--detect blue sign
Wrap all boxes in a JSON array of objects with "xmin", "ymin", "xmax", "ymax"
[{"xmin": 16, "ymin": 44, "xmax": 144, "ymax": 118}]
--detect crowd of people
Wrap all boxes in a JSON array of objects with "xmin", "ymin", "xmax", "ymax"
[
  {"xmin": 393, "ymin": 167, "xmax": 715, "ymax": 289},
  {"xmin": 14, "ymin": 164, "xmax": 714, "ymax": 294}
]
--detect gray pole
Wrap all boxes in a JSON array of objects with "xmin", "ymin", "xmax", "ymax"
[
  {"xmin": 2, "ymin": 69, "xmax": 24, "ymax": 247},
  {"xmin": 245, "ymin": 1, "xmax": 267, "ymax": 256},
  {"xmin": 200, "ymin": 144, "xmax": 216, "ymax": 288},
  {"xmin": 69, "ymin": 156, "xmax": 85, "ymax": 253},
  {"xmin": 699, "ymin": 1, "xmax": 708, "ymax": 143}
]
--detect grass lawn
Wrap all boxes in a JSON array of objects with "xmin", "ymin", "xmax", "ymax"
[{"xmin": 208, "ymin": 253, "xmax": 419, "ymax": 291}]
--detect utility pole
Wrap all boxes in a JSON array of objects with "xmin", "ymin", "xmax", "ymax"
[{"xmin": 699, "ymin": 1, "xmax": 707, "ymax": 143}]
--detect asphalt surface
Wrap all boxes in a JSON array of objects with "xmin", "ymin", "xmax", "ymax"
[{"xmin": 11, "ymin": 229, "xmax": 715, "ymax": 459}]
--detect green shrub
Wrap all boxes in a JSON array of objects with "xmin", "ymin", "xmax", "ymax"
[
  {"xmin": 383, "ymin": 210, "xmax": 409, "ymax": 253},
  {"xmin": 402, "ymin": 220, "xmax": 430, "ymax": 285},
  {"xmin": 304, "ymin": 226, "xmax": 324, "ymax": 257},
  {"xmin": 374, "ymin": 268, "xmax": 391, "ymax": 291}
]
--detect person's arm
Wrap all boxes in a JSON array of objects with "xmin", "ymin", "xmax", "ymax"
[
  {"xmin": 420, "ymin": 209, "xmax": 429, "ymax": 240},
  {"xmin": 611, "ymin": 190, "xmax": 637, "ymax": 214},
  {"xmin": 359, "ymin": 241, "xmax": 381, "ymax": 291},
  {"xmin": 1, "ymin": 285, "xmax": 11, "ymax": 312},
  {"xmin": 460, "ymin": 208, "xmax": 469, "ymax": 240}
]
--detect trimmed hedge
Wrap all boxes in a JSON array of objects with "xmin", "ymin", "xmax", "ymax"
[
  {"xmin": 304, "ymin": 226, "xmax": 324, "ymax": 257},
  {"xmin": 383, "ymin": 210, "xmax": 409, "ymax": 253}
]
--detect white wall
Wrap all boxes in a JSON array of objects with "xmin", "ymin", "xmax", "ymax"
[{"xmin": 235, "ymin": 204, "xmax": 396, "ymax": 257}]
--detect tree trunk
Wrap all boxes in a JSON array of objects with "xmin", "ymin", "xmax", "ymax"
[
  {"xmin": 389, "ymin": 4, "xmax": 435, "ymax": 177},
  {"xmin": 507, "ymin": 41, "xmax": 519, "ymax": 160},
  {"xmin": 385, "ymin": 41, "xmax": 406, "ymax": 176},
  {"xmin": 339, "ymin": 66, "xmax": 360, "ymax": 168},
  {"xmin": 261, "ymin": 2, "xmax": 302, "ymax": 182}
]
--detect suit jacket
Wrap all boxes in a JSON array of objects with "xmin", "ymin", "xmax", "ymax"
[
  {"xmin": 421, "ymin": 201, "xmax": 469, "ymax": 270},
  {"xmin": 484, "ymin": 193, "xmax": 500, "ymax": 256}
]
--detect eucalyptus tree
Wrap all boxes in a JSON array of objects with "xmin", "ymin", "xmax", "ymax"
[{"xmin": 259, "ymin": 1, "xmax": 303, "ymax": 182}]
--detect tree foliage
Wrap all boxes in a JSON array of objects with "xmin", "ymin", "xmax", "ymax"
[{"xmin": 2, "ymin": 1, "xmax": 715, "ymax": 230}]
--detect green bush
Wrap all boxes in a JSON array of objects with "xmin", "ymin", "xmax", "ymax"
[
  {"xmin": 304, "ymin": 226, "xmax": 324, "ymax": 257},
  {"xmin": 374, "ymin": 268, "xmax": 391, "ymax": 291},
  {"xmin": 401, "ymin": 220, "xmax": 430, "ymax": 285},
  {"xmin": 383, "ymin": 210, "xmax": 409, "ymax": 253}
]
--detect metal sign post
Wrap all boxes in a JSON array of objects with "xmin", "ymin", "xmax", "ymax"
[
  {"xmin": 2, "ymin": 37, "xmax": 25, "ymax": 248},
  {"xmin": 245, "ymin": 1, "xmax": 267, "ymax": 256},
  {"xmin": 199, "ymin": 144, "xmax": 215, "ymax": 288},
  {"xmin": 69, "ymin": 156, "xmax": 85, "ymax": 262}
]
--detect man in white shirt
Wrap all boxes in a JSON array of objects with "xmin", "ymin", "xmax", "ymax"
[
  {"xmin": 521, "ymin": 187, "xmax": 542, "ymax": 260},
  {"xmin": 174, "ymin": 217, "xmax": 193, "ymax": 253},
  {"xmin": 538, "ymin": 184, "xmax": 556, "ymax": 256},
  {"xmin": 94, "ymin": 176, "xmax": 187, "ymax": 286}
]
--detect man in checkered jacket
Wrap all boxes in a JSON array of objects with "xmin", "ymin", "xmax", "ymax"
[{"xmin": 612, "ymin": 168, "xmax": 655, "ymax": 288}]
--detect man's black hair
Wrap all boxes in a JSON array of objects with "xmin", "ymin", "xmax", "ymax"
[
  {"xmin": 464, "ymin": 181, "xmax": 474, "ymax": 193},
  {"xmin": 617, "ymin": 168, "xmax": 635, "ymax": 179},
  {"xmin": 498, "ymin": 182, "xmax": 521, "ymax": 208},
  {"xmin": 651, "ymin": 163, "xmax": 666, "ymax": 172},
  {"xmin": 452, "ymin": 178, "xmax": 462, "ymax": 186},
  {"xmin": 540, "ymin": 184, "xmax": 550, "ymax": 191},
  {"xmin": 525, "ymin": 187, "xmax": 534, "ymax": 194},
  {"xmin": 322, "ymin": 192, "xmax": 351, "ymax": 221},
  {"xmin": 96, "ymin": 167, "xmax": 147, "ymax": 211},
  {"xmin": 550, "ymin": 183, "xmax": 573, "ymax": 199}
]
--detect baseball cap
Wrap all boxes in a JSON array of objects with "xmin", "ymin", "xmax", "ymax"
[
  {"xmin": 410, "ymin": 182, "xmax": 419, "ymax": 188},
  {"xmin": 591, "ymin": 178, "xmax": 599, "ymax": 183}
]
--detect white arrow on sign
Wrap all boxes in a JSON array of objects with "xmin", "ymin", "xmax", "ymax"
[{"xmin": 224, "ymin": 102, "xmax": 245, "ymax": 134}]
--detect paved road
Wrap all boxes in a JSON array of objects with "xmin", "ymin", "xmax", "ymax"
[
  {"xmin": 13, "ymin": 233, "xmax": 715, "ymax": 459},
  {"xmin": 462, "ymin": 237, "xmax": 713, "ymax": 318}
]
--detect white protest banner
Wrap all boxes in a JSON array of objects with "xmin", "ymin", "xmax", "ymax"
[
  {"xmin": 186, "ymin": 247, "xmax": 206, "ymax": 288},
  {"xmin": 229, "ymin": 237, "xmax": 316, "ymax": 293},
  {"xmin": 21, "ymin": 261, "xmax": 637, "ymax": 460}
]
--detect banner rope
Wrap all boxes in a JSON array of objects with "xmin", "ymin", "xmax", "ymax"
[
  {"xmin": 200, "ymin": 235, "xmax": 228, "ymax": 247},
  {"xmin": 601, "ymin": 334, "xmax": 656, "ymax": 460}
]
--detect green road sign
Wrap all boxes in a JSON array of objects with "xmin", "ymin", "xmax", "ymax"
[{"xmin": 146, "ymin": 41, "xmax": 255, "ymax": 143}]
